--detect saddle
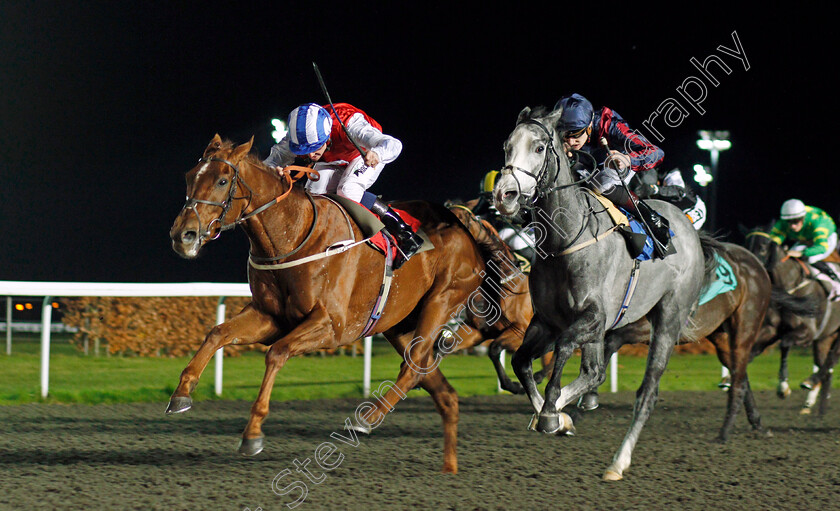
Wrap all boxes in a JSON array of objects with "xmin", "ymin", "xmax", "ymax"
[
  {"xmin": 585, "ymin": 189, "xmax": 655, "ymax": 261},
  {"xmin": 325, "ymin": 194, "xmax": 434, "ymax": 260}
]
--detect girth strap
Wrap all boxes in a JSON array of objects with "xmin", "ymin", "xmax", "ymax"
[{"xmin": 610, "ymin": 260, "xmax": 641, "ymax": 329}]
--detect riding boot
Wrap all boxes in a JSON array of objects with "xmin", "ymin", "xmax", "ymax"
[
  {"xmin": 813, "ymin": 261, "xmax": 840, "ymax": 283},
  {"xmin": 633, "ymin": 199, "xmax": 676, "ymax": 259},
  {"xmin": 369, "ymin": 199, "xmax": 424, "ymax": 268},
  {"xmin": 604, "ymin": 187, "xmax": 675, "ymax": 259}
]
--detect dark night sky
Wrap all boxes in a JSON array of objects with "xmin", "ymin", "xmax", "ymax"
[{"xmin": 0, "ymin": 4, "xmax": 833, "ymax": 283}]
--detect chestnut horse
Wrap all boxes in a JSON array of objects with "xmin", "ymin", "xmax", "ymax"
[{"xmin": 167, "ymin": 135, "xmax": 498, "ymax": 473}]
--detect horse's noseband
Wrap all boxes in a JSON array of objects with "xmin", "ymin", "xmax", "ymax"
[
  {"xmin": 182, "ymin": 157, "xmax": 253, "ymax": 242},
  {"xmin": 502, "ymin": 119, "xmax": 598, "ymax": 209}
]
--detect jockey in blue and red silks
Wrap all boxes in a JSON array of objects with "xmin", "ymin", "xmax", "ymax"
[
  {"xmin": 554, "ymin": 93, "xmax": 673, "ymax": 258},
  {"xmin": 265, "ymin": 102, "xmax": 423, "ymax": 267}
]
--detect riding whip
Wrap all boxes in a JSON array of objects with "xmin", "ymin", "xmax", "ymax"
[
  {"xmin": 601, "ymin": 138, "xmax": 650, "ymax": 229},
  {"xmin": 312, "ymin": 62, "xmax": 368, "ymax": 159}
]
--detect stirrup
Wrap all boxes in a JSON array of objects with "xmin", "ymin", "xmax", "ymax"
[{"xmin": 390, "ymin": 231, "xmax": 422, "ymax": 269}]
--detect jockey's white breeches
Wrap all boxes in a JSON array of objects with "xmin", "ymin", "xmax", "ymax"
[{"xmin": 305, "ymin": 155, "xmax": 385, "ymax": 203}]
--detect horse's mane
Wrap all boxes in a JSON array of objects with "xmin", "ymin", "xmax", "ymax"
[{"xmin": 212, "ymin": 138, "xmax": 302, "ymax": 186}]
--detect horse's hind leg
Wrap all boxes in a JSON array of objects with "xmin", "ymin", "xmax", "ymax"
[
  {"xmin": 778, "ymin": 340, "xmax": 793, "ymax": 398},
  {"xmin": 166, "ymin": 303, "xmax": 280, "ymax": 415},
  {"xmin": 816, "ymin": 333, "xmax": 840, "ymax": 416},
  {"xmin": 488, "ymin": 331, "xmax": 526, "ymax": 394},
  {"xmin": 356, "ymin": 297, "xmax": 465, "ymax": 472},
  {"xmin": 418, "ymin": 369, "xmax": 459, "ymax": 473},
  {"xmin": 604, "ymin": 304, "xmax": 679, "ymax": 481}
]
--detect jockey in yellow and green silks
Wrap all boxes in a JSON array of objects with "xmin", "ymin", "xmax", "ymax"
[{"xmin": 770, "ymin": 199, "xmax": 838, "ymax": 263}]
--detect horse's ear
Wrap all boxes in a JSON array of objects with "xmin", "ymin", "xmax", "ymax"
[
  {"xmin": 516, "ymin": 106, "xmax": 531, "ymax": 125},
  {"xmin": 230, "ymin": 135, "xmax": 255, "ymax": 163},
  {"xmin": 545, "ymin": 108, "xmax": 564, "ymax": 131},
  {"xmin": 204, "ymin": 134, "xmax": 223, "ymax": 158}
]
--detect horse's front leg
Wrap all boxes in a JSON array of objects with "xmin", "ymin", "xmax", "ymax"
[
  {"xmin": 511, "ymin": 316, "xmax": 554, "ymax": 417},
  {"xmin": 166, "ymin": 303, "xmax": 281, "ymax": 414},
  {"xmin": 239, "ymin": 306, "xmax": 334, "ymax": 456},
  {"xmin": 538, "ymin": 309, "xmax": 605, "ymax": 435}
]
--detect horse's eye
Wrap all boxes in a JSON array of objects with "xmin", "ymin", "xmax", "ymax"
[
  {"xmin": 536, "ymin": 145, "xmax": 545, "ymax": 153},
  {"xmin": 218, "ymin": 179, "xmax": 228, "ymax": 187}
]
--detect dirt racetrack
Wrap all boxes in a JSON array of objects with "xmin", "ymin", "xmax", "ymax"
[{"xmin": 2, "ymin": 390, "xmax": 840, "ymax": 510}]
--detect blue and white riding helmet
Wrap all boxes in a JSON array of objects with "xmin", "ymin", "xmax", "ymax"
[
  {"xmin": 288, "ymin": 103, "xmax": 333, "ymax": 155},
  {"xmin": 554, "ymin": 93, "xmax": 594, "ymax": 137}
]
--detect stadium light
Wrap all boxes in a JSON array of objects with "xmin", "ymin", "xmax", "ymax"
[
  {"xmin": 696, "ymin": 130, "xmax": 730, "ymax": 231},
  {"xmin": 270, "ymin": 118, "xmax": 287, "ymax": 144},
  {"xmin": 693, "ymin": 164, "xmax": 713, "ymax": 187}
]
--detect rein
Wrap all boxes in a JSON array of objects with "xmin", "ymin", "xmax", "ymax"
[
  {"xmin": 503, "ymin": 118, "xmax": 610, "ymax": 257},
  {"xmin": 182, "ymin": 156, "xmax": 319, "ymax": 246},
  {"xmin": 500, "ymin": 119, "xmax": 599, "ymax": 208}
]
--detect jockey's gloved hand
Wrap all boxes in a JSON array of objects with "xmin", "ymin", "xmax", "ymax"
[{"xmin": 635, "ymin": 184, "xmax": 658, "ymax": 199}]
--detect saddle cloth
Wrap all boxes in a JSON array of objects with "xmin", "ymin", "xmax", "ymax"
[
  {"xmin": 325, "ymin": 194, "xmax": 434, "ymax": 259},
  {"xmin": 808, "ymin": 261, "xmax": 840, "ymax": 301},
  {"xmin": 698, "ymin": 253, "xmax": 738, "ymax": 305}
]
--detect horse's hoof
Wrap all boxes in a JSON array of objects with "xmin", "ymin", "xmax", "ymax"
[
  {"xmin": 717, "ymin": 376, "xmax": 731, "ymax": 390},
  {"xmin": 238, "ymin": 436, "xmax": 264, "ymax": 456},
  {"xmin": 349, "ymin": 418, "xmax": 372, "ymax": 435},
  {"xmin": 799, "ymin": 407, "xmax": 812, "ymax": 415},
  {"xmin": 757, "ymin": 428, "xmax": 774, "ymax": 438},
  {"xmin": 537, "ymin": 413, "xmax": 561, "ymax": 434},
  {"xmin": 800, "ymin": 380, "xmax": 814, "ymax": 390},
  {"xmin": 603, "ymin": 469, "xmax": 623, "ymax": 481},
  {"xmin": 165, "ymin": 396, "xmax": 192, "ymax": 415},
  {"xmin": 441, "ymin": 462, "xmax": 458, "ymax": 474},
  {"xmin": 577, "ymin": 393, "xmax": 600, "ymax": 411},
  {"xmin": 777, "ymin": 381, "xmax": 791, "ymax": 399},
  {"xmin": 536, "ymin": 412, "xmax": 575, "ymax": 436}
]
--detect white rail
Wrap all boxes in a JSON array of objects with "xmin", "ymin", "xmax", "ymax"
[
  {"xmin": 2, "ymin": 280, "xmax": 619, "ymax": 400},
  {"xmin": 1, "ymin": 280, "xmax": 376, "ymax": 400}
]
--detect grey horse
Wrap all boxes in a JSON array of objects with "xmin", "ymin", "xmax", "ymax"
[{"xmin": 493, "ymin": 106, "xmax": 720, "ymax": 481}]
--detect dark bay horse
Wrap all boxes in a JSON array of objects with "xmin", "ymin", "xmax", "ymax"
[
  {"xmin": 594, "ymin": 242, "xmax": 777, "ymax": 441},
  {"xmin": 493, "ymin": 106, "xmax": 719, "ymax": 481},
  {"xmin": 167, "ymin": 135, "xmax": 499, "ymax": 473},
  {"xmin": 446, "ymin": 200, "xmax": 556, "ymax": 391},
  {"xmin": 746, "ymin": 228, "xmax": 840, "ymax": 415}
]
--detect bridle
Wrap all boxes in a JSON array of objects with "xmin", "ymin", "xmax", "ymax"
[
  {"xmin": 180, "ymin": 156, "xmax": 319, "ymax": 247},
  {"xmin": 499, "ymin": 118, "xmax": 599, "ymax": 210},
  {"xmin": 498, "ymin": 118, "xmax": 606, "ymax": 255}
]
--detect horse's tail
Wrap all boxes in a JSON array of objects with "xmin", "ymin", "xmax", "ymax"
[
  {"xmin": 698, "ymin": 230, "xmax": 727, "ymax": 286},
  {"xmin": 770, "ymin": 285, "xmax": 820, "ymax": 317},
  {"xmin": 445, "ymin": 202, "xmax": 517, "ymax": 330},
  {"xmin": 678, "ymin": 231, "xmax": 729, "ymax": 343}
]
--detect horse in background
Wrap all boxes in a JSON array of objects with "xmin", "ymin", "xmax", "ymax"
[
  {"xmin": 446, "ymin": 199, "xmax": 555, "ymax": 391},
  {"xmin": 167, "ymin": 134, "xmax": 502, "ymax": 473},
  {"xmin": 745, "ymin": 227, "xmax": 840, "ymax": 415},
  {"xmin": 494, "ymin": 106, "xmax": 719, "ymax": 480}
]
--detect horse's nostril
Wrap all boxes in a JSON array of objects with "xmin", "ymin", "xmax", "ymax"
[
  {"xmin": 181, "ymin": 231, "xmax": 197, "ymax": 244},
  {"xmin": 504, "ymin": 191, "xmax": 517, "ymax": 201}
]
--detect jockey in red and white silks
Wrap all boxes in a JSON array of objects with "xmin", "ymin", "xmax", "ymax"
[
  {"xmin": 264, "ymin": 102, "xmax": 422, "ymax": 267},
  {"xmin": 264, "ymin": 103, "xmax": 403, "ymax": 204}
]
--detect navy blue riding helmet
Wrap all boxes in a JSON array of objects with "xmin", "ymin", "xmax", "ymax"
[{"xmin": 554, "ymin": 93, "xmax": 595, "ymax": 137}]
